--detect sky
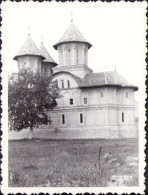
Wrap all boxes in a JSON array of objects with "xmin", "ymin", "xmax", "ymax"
[{"xmin": 1, "ymin": 1, "xmax": 147, "ymax": 101}]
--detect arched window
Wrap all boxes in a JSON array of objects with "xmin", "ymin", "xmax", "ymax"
[
  {"xmin": 67, "ymin": 80, "xmax": 70, "ymax": 88},
  {"xmin": 101, "ymin": 91, "xmax": 103, "ymax": 98},
  {"xmin": 126, "ymin": 92, "xmax": 128, "ymax": 98},
  {"xmin": 61, "ymin": 80, "xmax": 64, "ymax": 89}
]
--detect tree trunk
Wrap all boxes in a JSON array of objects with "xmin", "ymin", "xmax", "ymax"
[{"xmin": 29, "ymin": 126, "xmax": 33, "ymax": 139}]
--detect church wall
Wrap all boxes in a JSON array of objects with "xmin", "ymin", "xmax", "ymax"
[
  {"xmin": 58, "ymin": 43, "xmax": 88, "ymax": 67},
  {"xmin": 17, "ymin": 56, "xmax": 42, "ymax": 72},
  {"xmin": 106, "ymin": 87, "xmax": 117, "ymax": 104},
  {"xmin": 41, "ymin": 62, "xmax": 53, "ymax": 77},
  {"xmin": 117, "ymin": 88, "xmax": 134, "ymax": 105},
  {"xmin": 53, "ymin": 73, "xmax": 79, "ymax": 88},
  {"xmin": 117, "ymin": 107, "xmax": 135, "ymax": 126}
]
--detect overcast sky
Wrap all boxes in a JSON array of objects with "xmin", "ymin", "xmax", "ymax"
[{"xmin": 1, "ymin": 1, "xmax": 147, "ymax": 101}]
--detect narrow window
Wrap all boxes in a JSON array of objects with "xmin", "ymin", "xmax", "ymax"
[
  {"xmin": 45, "ymin": 67, "xmax": 47, "ymax": 76},
  {"xmin": 80, "ymin": 113, "xmax": 83, "ymax": 123},
  {"xmin": 62, "ymin": 114, "xmax": 65, "ymax": 124},
  {"xmin": 67, "ymin": 80, "xmax": 70, "ymax": 88},
  {"xmin": 56, "ymin": 79, "xmax": 58, "ymax": 87},
  {"xmin": 122, "ymin": 112, "xmax": 124, "ymax": 122},
  {"xmin": 126, "ymin": 92, "xmax": 128, "ymax": 98},
  {"xmin": 69, "ymin": 49, "xmax": 70, "ymax": 52},
  {"xmin": 84, "ymin": 98, "xmax": 87, "ymax": 104},
  {"xmin": 77, "ymin": 48, "xmax": 79, "ymax": 64},
  {"xmin": 70, "ymin": 98, "xmax": 73, "ymax": 105},
  {"xmin": 101, "ymin": 91, "xmax": 103, "ymax": 97},
  {"xmin": 61, "ymin": 80, "xmax": 64, "ymax": 88}
]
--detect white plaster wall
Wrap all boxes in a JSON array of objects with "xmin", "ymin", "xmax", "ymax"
[
  {"xmin": 17, "ymin": 56, "xmax": 42, "ymax": 72},
  {"xmin": 108, "ymin": 108, "xmax": 118, "ymax": 125},
  {"xmin": 41, "ymin": 63, "xmax": 53, "ymax": 77},
  {"xmin": 107, "ymin": 87, "xmax": 117, "ymax": 104},
  {"xmin": 85, "ymin": 87, "xmax": 108, "ymax": 105},
  {"xmin": 58, "ymin": 43, "xmax": 88, "ymax": 67},
  {"xmin": 95, "ymin": 109, "xmax": 106, "ymax": 125},
  {"xmin": 117, "ymin": 88, "xmax": 134, "ymax": 105},
  {"xmin": 53, "ymin": 73, "xmax": 79, "ymax": 88},
  {"xmin": 118, "ymin": 108, "xmax": 135, "ymax": 126}
]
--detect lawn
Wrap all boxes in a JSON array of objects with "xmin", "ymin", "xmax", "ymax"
[{"xmin": 8, "ymin": 138, "xmax": 139, "ymax": 187}]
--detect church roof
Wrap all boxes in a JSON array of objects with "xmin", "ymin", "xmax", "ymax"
[
  {"xmin": 39, "ymin": 43, "xmax": 58, "ymax": 66},
  {"xmin": 80, "ymin": 71, "xmax": 138, "ymax": 90},
  {"xmin": 14, "ymin": 35, "xmax": 45, "ymax": 60},
  {"xmin": 53, "ymin": 21, "xmax": 92, "ymax": 50}
]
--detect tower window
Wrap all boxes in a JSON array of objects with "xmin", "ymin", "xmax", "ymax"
[
  {"xmin": 126, "ymin": 92, "xmax": 128, "ymax": 98},
  {"xmin": 69, "ymin": 49, "xmax": 70, "ymax": 52},
  {"xmin": 61, "ymin": 80, "xmax": 64, "ymax": 88},
  {"xmin": 122, "ymin": 112, "xmax": 124, "ymax": 122},
  {"xmin": 67, "ymin": 80, "xmax": 70, "ymax": 88},
  {"xmin": 101, "ymin": 91, "xmax": 103, "ymax": 97},
  {"xmin": 84, "ymin": 98, "xmax": 87, "ymax": 104},
  {"xmin": 70, "ymin": 98, "xmax": 73, "ymax": 105},
  {"xmin": 80, "ymin": 113, "xmax": 83, "ymax": 123},
  {"xmin": 62, "ymin": 114, "xmax": 65, "ymax": 124}
]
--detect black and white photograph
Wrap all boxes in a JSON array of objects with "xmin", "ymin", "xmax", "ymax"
[{"xmin": 1, "ymin": 1, "xmax": 146, "ymax": 194}]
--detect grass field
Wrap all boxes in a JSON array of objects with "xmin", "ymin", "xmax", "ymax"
[{"xmin": 8, "ymin": 138, "xmax": 139, "ymax": 187}]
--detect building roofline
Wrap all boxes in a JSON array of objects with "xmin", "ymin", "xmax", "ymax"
[
  {"xmin": 13, "ymin": 54, "xmax": 45, "ymax": 61},
  {"xmin": 80, "ymin": 84, "xmax": 138, "ymax": 91},
  {"xmin": 52, "ymin": 71, "xmax": 82, "ymax": 85},
  {"xmin": 53, "ymin": 41, "xmax": 92, "ymax": 50}
]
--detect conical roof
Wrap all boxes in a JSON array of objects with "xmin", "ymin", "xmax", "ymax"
[
  {"xmin": 39, "ymin": 43, "xmax": 58, "ymax": 66},
  {"xmin": 53, "ymin": 21, "xmax": 92, "ymax": 50},
  {"xmin": 13, "ymin": 35, "xmax": 45, "ymax": 60}
]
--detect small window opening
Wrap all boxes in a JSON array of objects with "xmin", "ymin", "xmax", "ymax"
[
  {"xmin": 122, "ymin": 112, "xmax": 124, "ymax": 122},
  {"xmin": 84, "ymin": 98, "xmax": 87, "ymax": 104},
  {"xmin": 61, "ymin": 80, "xmax": 64, "ymax": 88},
  {"xmin": 126, "ymin": 92, "xmax": 128, "ymax": 98},
  {"xmin": 101, "ymin": 91, "xmax": 103, "ymax": 97},
  {"xmin": 62, "ymin": 114, "xmax": 65, "ymax": 124},
  {"xmin": 69, "ymin": 49, "xmax": 70, "ymax": 52},
  {"xmin": 45, "ymin": 68, "xmax": 47, "ymax": 76},
  {"xmin": 67, "ymin": 80, "xmax": 70, "ymax": 88},
  {"xmin": 70, "ymin": 98, "xmax": 73, "ymax": 105},
  {"xmin": 80, "ymin": 113, "xmax": 83, "ymax": 123}
]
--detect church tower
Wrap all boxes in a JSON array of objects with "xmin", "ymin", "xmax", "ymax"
[
  {"xmin": 13, "ymin": 34, "xmax": 44, "ymax": 73},
  {"xmin": 39, "ymin": 42, "xmax": 58, "ymax": 77},
  {"xmin": 53, "ymin": 20, "xmax": 93, "ymax": 78}
]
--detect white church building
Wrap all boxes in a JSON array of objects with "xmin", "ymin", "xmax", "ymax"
[{"xmin": 14, "ymin": 20, "xmax": 138, "ymax": 139}]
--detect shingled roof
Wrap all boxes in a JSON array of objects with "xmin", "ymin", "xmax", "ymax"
[
  {"xmin": 39, "ymin": 43, "xmax": 58, "ymax": 67},
  {"xmin": 14, "ymin": 35, "xmax": 44, "ymax": 60},
  {"xmin": 80, "ymin": 71, "xmax": 138, "ymax": 90},
  {"xmin": 53, "ymin": 21, "xmax": 92, "ymax": 50}
]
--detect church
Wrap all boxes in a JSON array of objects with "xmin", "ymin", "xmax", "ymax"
[{"xmin": 13, "ymin": 20, "xmax": 138, "ymax": 139}]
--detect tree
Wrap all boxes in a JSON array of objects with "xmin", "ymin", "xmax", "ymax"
[{"xmin": 8, "ymin": 69, "xmax": 60, "ymax": 139}]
